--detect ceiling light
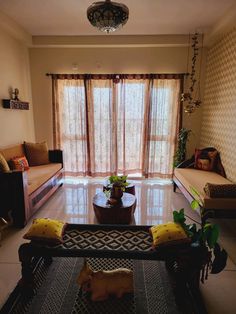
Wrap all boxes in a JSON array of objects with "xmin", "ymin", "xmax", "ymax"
[{"xmin": 87, "ymin": 0, "xmax": 129, "ymax": 34}]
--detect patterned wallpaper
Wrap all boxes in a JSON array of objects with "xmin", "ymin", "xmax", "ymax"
[{"xmin": 200, "ymin": 27, "xmax": 236, "ymax": 182}]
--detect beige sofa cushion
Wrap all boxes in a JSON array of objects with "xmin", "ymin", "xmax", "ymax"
[
  {"xmin": 27, "ymin": 163, "xmax": 62, "ymax": 195},
  {"xmin": 174, "ymin": 168, "xmax": 236, "ymax": 210},
  {"xmin": 0, "ymin": 152, "xmax": 10, "ymax": 172},
  {"xmin": 24, "ymin": 141, "xmax": 49, "ymax": 166},
  {"xmin": 0, "ymin": 144, "xmax": 25, "ymax": 162}
]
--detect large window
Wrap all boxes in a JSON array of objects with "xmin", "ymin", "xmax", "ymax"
[{"xmin": 53, "ymin": 75, "xmax": 181, "ymax": 178}]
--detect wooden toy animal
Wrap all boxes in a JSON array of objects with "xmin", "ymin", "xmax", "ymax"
[{"xmin": 77, "ymin": 260, "xmax": 133, "ymax": 301}]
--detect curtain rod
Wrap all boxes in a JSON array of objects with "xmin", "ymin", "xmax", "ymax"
[{"xmin": 46, "ymin": 73, "xmax": 189, "ymax": 77}]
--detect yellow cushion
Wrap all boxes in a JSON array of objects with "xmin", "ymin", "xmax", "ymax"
[
  {"xmin": 150, "ymin": 222, "xmax": 190, "ymax": 248},
  {"xmin": 24, "ymin": 141, "xmax": 49, "ymax": 166},
  {"xmin": 0, "ymin": 152, "xmax": 10, "ymax": 172},
  {"xmin": 23, "ymin": 218, "xmax": 67, "ymax": 244}
]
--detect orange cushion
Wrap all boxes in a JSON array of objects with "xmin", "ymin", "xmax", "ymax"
[{"xmin": 10, "ymin": 156, "xmax": 29, "ymax": 171}]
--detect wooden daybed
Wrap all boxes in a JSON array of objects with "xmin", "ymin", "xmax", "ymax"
[
  {"xmin": 173, "ymin": 157, "xmax": 236, "ymax": 223},
  {"xmin": 0, "ymin": 144, "xmax": 63, "ymax": 228}
]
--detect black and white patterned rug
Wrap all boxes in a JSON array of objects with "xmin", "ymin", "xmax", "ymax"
[{"xmin": 1, "ymin": 257, "xmax": 181, "ymax": 314}]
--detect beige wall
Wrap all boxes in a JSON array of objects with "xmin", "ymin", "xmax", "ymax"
[
  {"xmin": 29, "ymin": 45, "xmax": 204, "ymax": 150},
  {"xmin": 200, "ymin": 27, "xmax": 236, "ymax": 181},
  {"xmin": 0, "ymin": 23, "xmax": 35, "ymax": 147}
]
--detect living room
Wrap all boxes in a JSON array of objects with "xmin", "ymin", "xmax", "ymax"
[{"xmin": 0, "ymin": 0, "xmax": 236, "ymax": 313}]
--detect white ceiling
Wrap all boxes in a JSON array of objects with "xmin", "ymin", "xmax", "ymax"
[{"xmin": 0, "ymin": 0, "xmax": 235, "ymax": 36}]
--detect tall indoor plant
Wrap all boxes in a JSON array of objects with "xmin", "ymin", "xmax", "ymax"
[{"xmin": 173, "ymin": 128, "xmax": 192, "ymax": 167}]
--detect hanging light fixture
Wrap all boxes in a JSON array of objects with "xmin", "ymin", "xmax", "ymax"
[
  {"xmin": 181, "ymin": 32, "xmax": 203, "ymax": 114},
  {"xmin": 87, "ymin": 0, "xmax": 129, "ymax": 34}
]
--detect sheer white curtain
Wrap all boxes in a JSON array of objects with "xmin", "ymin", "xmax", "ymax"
[
  {"xmin": 145, "ymin": 79, "xmax": 180, "ymax": 178},
  {"xmin": 52, "ymin": 76, "xmax": 181, "ymax": 178},
  {"xmin": 116, "ymin": 79, "xmax": 150, "ymax": 174},
  {"xmin": 54, "ymin": 79, "xmax": 88, "ymax": 175},
  {"xmin": 86, "ymin": 79, "xmax": 115, "ymax": 175}
]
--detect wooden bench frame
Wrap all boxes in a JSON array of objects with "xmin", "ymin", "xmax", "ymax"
[
  {"xmin": 0, "ymin": 150, "xmax": 63, "ymax": 228},
  {"xmin": 18, "ymin": 224, "xmax": 208, "ymax": 313}
]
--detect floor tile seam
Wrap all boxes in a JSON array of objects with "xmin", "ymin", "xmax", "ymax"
[
  {"xmin": 220, "ymin": 236, "xmax": 236, "ymax": 239},
  {"xmin": 223, "ymin": 269, "xmax": 236, "ymax": 272},
  {"xmin": 0, "ymin": 262, "xmax": 20, "ymax": 265},
  {"xmin": 225, "ymin": 254, "xmax": 236, "ymax": 266}
]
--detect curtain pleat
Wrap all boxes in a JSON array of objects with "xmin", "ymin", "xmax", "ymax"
[{"xmin": 52, "ymin": 78, "xmax": 61, "ymax": 149}]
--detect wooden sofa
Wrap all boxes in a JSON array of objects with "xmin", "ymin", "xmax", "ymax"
[
  {"xmin": 173, "ymin": 158, "xmax": 236, "ymax": 223},
  {"xmin": 0, "ymin": 144, "xmax": 63, "ymax": 227}
]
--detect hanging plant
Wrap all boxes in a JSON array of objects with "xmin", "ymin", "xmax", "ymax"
[{"xmin": 181, "ymin": 32, "xmax": 203, "ymax": 114}]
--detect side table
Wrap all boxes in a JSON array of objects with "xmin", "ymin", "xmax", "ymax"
[{"xmin": 93, "ymin": 192, "xmax": 136, "ymax": 224}]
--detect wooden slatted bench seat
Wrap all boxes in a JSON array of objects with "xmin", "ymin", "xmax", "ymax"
[
  {"xmin": 18, "ymin": 224, "xmax": 209, "ymax": 312},
  {"xmin": 18, "ymin": 224, "xmax": 206, "ymax": 301},
  {"xmin": 19, "ymin": 224, "xmax": 205, "ymax": 260}
]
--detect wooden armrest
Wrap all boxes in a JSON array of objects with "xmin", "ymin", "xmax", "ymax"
[
  {"xmin": 49, "ymin": 150, "xmax": 63, "ymax": 165},
  {"xmin": 0, "ymin": 170, "xmax": 28, "ymax": 226},
  {"xmin": 0, "ymin": 169, "xmax": 26, "ymax": 179}
]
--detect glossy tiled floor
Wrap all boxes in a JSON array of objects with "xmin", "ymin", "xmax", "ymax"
[{"xmin": 0, "ymin": 177, "xmax": 236, "ymax": 313}]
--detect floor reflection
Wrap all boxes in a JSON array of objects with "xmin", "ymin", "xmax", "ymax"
[{"xmin": 63, "ymin": 177, "xmax": 173, "ymax": 225}]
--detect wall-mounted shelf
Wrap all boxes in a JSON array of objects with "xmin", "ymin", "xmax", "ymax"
[{"xmin": 2, "ymin": 99, "xmax": 29, "ymax": 110}]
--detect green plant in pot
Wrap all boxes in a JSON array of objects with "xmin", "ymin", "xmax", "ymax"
[
  {"xmin": 173, "ymin": 208, "xmax": 227, "ymax": 282},
  {"xmin": 107, "ymin": 175, "xmax": 129, "ymax": 200}
]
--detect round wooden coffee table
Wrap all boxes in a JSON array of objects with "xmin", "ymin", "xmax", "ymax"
[{"xmin": 93, "ymin": 192, "xmax": 136, "ymax": 224}]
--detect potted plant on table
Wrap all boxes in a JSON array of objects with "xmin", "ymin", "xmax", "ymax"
[{"xmin": 105, "ymin": 175, "xmax": 129, "ymax": 204}]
